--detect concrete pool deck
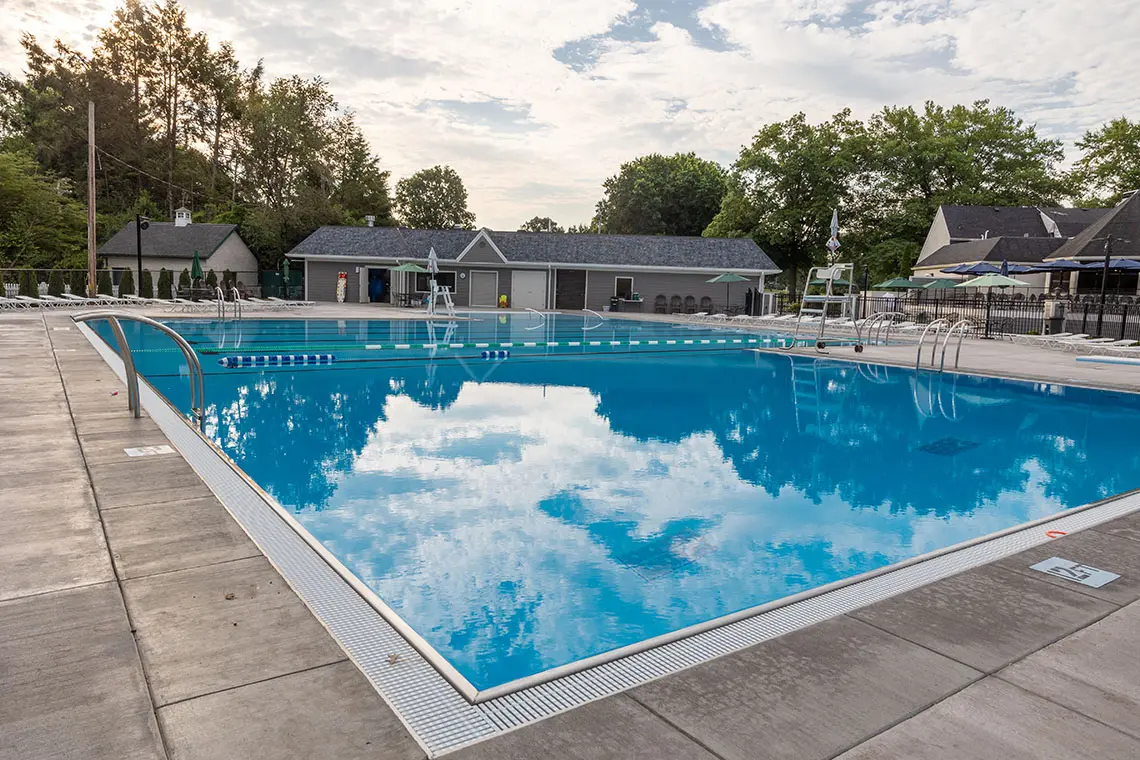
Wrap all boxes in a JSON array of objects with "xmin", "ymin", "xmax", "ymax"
[{"xmin": 3, "ymin": 305, "xmax": 1140, "ymax": 759}]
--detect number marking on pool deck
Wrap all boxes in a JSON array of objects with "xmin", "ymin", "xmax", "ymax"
[
  {"xmin": 1030, "ymin": 557, "xmax": 1120, "ymax": 588},
  {"xmin": 124, "ymin": 445, "xmax": 176, "ymax": 458}
]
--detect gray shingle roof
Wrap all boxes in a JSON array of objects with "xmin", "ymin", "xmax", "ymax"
[
  {"xmin": 287, "ymin": 227, "xmax": 779, "ymax": 271},
  {"xmin": 939, "ymin": 204, "xmax": 1109, "ymax": 241},
  {"xmin": 918, "ymin": 237, "xmax": 1066, "ymax": 268},
  {"xmin": 1039, "ymin": 206, "xmax": 1111, "ymax": 237},
  {"xmin": 1048, "ymin": 192, "xmax": 1140, "ymax": 261},
  {"xmin": 98, "ymin": 222, "xmax": 238, "ymax": 260}
]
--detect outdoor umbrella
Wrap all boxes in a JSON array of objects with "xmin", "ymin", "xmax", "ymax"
[
  {"xmin": 873, "ymin": 277, "xmax": 922, "ymax": 289},
  {"xmin": 920, "ymin": 278, "xmax": 959, "ymax": 289},
  {"xmin": 706, "ymin": 272, "xmax": 750, "ymax": 307},
  {"xmin": 281, "ymin": 258, "xmax": 290, "ymax": 300},
  {"xmin": 955, "ymin": 273, "xmax": 1029, "ymax": 338},
  {"xmin": 945, "ymin": 262, "xmax": 1001, "ymax": 276},
  {"xmin": 392, "ymin": 262, "xmax": 429, "ymax": 273},
  {"xmin": 190, "ymin": 250, "xmax": 203, "ymax": 283},
  {"xmin": 1032, "ymin": 259, "xmax": 1086, "ymax": 272}
]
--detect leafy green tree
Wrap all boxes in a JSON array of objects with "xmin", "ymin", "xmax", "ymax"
[
  {"xmin": 1071, "ymin": 117, "xmax": 1140, "ymax": 206},
  {"xmin": 0, "ymin": 151, "xmax": 87, "ymax": 268},
  {"xmin": 205, "ymin": 268, "xmax": 217, "ymax": 289},
  {"xmin": 69, "ymin": 269, "xmax": 86, "ymax": 296},
  {"xmin": 519, "ymin": 216, "xmax": 564, "ymax": 233},
  {"xmin": 567, "ymin": 221, "xmax": 600, "ymax": 234},
  {"xmin": 157, "ymin": 267, "xmax": 172, "ymax": 298},
  {"xmin": 222, "ymin": 268, "xmax": 234, "ymax": 287},
  {"xmin": 97, "ymin": 269, "xmax": 113, "ymax": 295},
  {"xmin": 118, "ymin": 267, "xmax": 135, "ymax": 295},
  {"xmin": 178, "ymin": 267, "xmax": 191, "ymax": 292},
  {"xmin": 140, "ymin": 269, "xmax": 153, "ymax": 298},
  {"xmin": 18, "ymin": 269, "xmax": 37, "ymax": 297},
  {"xmin": 48, "ymin": 268, "xmax": 65, "ymax": 296},
  {"xmin": 327, "ymin": 110, "xmax": 394, "ymax": 224},
  {"xmin": 705, "ymin": 111, "xmax": 864, "ymax": 289},
  {"xmin": 596, "ymin": 152, "xmax": 727, "ymax": 236},
  {"xmin": 394, "ymin": 165, "xmax": 476, "ymax": 229}
]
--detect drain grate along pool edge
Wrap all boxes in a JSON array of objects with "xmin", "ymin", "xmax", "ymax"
[{"xmin": 78, "ymin": 323, "xmax": 1140, "ymax": 757}]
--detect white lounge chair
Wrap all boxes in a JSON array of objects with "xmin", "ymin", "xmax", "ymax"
[{"xmin": 266, "ymin": 296, "xmax": 313, "ymax": 308}]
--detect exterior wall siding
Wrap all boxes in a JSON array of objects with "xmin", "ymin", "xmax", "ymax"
[
  {"xmin": 585, "ymin": 270, "xmax": 757, "ymax": 312},
  {"xmin": 307, "ymin": 260, "xmax": 355, "ymax": 302},
  {"xmin": 916, "ymin": 207, "xmax": 950, "ymax": 264},
  {"xmin": 457, "ymin": 238, "xmax": 504, "ymax": 264}
]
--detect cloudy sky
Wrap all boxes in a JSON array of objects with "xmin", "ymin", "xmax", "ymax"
[{"xmin": 3, "ymin": 0, "xmax": 1139, "ymax": 228}]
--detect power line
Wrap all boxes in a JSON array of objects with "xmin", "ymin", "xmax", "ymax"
[{"xmin": 94, "ymin": 144, "xmax": 200, "ymax": 200}]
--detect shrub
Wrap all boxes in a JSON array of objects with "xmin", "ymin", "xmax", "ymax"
[
  {"xmin": 140, "ymin": 270, "xmax": 154, "ymax": 299},
  {"xmin": 18, "ymin": 270, "xmax": 37, "ymax": 297},
  {"xmin": 48, "ymin": 269, "xmax": 65, "ymax": 297},
  {"xmin": 205, "ymin": 269, "xmax": 218, "ymax": 289},
  {"xmin": 97, "ymin": 269, "xmax": 113, "ymax": 296},
  {"xmin": 69, "ymin": 269, "xmax": 87, "ymax": 296},
  {"xmin": 119, "ymin": 268, "xmax": 135, "ymax": 296},
  {"xmin": 178, "ymin": 268, "xmax": 191, "ymax": 293},
  {"xmin": 157, "ymin": 268, "xmax": 172, "ymax": 299},
  {"xmin": 223, "ymin": 269, "xmax": 234, "ymax": 288}
]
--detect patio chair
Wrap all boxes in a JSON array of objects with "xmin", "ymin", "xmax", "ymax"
[
  {"xmin": 654, "ymin": 294, "xmax": 667, "ymax": 314},
  {"xmin": 683, "ymin": 296, "xmax": 697, "ymax": 314},
  {"xmin": 699, "ymin": 296, "xmax": 713, "ymax": 312},
  {"xmin": 0, "ymin": 296, "xmax": 32, "ymax": 309},
  {"xmin": 669, "ymin": 295, "xmax": 682, "ymax": 313},
  {"xmin": 15, "ymin": 295, "xmax": 55, "ymax": 308}
]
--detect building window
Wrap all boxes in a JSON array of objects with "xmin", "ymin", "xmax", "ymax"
[
  {"xmin": 415, "ymin": 271, "xmax": 457, "ymax": 292},
  {"xmin": 615, "ymin": 276, "xmax": 634, "ymax": 299}
]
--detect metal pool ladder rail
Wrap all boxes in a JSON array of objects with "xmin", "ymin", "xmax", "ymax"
[
  {"xmin": 938, "ymin": 319, "xmax": 974, "ymax": 373},
  {"xmin": 72, "ymin": 311, "xmax": 206, "ymax": 431},
  {"xmin": 915, "ymin": 318, "xmax": 953, "ymax": 370}
]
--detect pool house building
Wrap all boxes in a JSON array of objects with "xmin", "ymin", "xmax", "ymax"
[{"xmin": 286, "ymin": 226, "xmax": 780, "ymax": 312}]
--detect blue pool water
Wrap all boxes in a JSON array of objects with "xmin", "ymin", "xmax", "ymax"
[{"xmin": 95, "ymin": 315, "xmax": 1140, "ymax": 692}]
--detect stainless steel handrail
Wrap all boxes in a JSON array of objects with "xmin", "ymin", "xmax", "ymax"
[
  {"xmin": 230, "ymin": 287, "xmax": 242, "ymax": 320},
  {"xmin": 214, "ymin": 286, "xmax": 226, "ymax": 320},
  {"xmin": 72, "ymin": 311, "xmax": 205, "ymax": 431},
  {"xmin": 939, "ymin": 319, "xmax": 974, "ymax": 372},
  {"xmin": 857, "ymin": 311, "xmax": 905, "ymax": 347},
  {"xmin": 915, "ymin": 318, "xmax": 953, "ymax": 370}
]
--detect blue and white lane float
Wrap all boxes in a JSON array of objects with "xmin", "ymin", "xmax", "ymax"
[
  {"xmin": 481, "ymin": 349, "xmax": 510, "ymax": 359},
  {"xmin": 217, "ymin": 354, "xmax": 336, "ymax": 368}
]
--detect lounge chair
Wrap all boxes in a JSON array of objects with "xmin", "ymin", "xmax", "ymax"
[
  {"xmin": 0, "ymin": 296, "xmax": 32, "ymax": 309},
  {"xmin": 14, "ymin": 295, "xmax": 57, "ymax": 308},
  {"xmin": 266, "ymin": 296, "xmax": 314, "ymax": 308}
]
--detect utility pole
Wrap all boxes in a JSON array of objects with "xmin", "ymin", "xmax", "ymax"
[{"xmin": 87, "ymin": 101, "xmax": 97, "ymax": 297}]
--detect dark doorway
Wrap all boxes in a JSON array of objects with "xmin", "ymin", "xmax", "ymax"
[
  {"xmin": 368, "ymin": 268, "xmax": 390, "ymax": 303},
  {"xmin": 555, "ymin": 269, "xmax": 586, "ymax": 310}
]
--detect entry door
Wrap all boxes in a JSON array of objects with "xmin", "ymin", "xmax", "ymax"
[
  {"xmin": 555, "ymin": 269, "xmax": 586, "ymax": 309},
  {"xmin": 469, "ymin": 271, "xmax": 499, "ymax": 307},
  {"xmin": 511, "ymin": 270, "xmax": 547, "ymax": 310}
]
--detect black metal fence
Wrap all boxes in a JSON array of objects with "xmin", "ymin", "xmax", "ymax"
[
  {"xmin": 2, "ymin": 267, "xmax": 290, "ymax": 300},
  {"xmin": 768, "ymin": 290, "xmax": 1140, "ymax": 340}
]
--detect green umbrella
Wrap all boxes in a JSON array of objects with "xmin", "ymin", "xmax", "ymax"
[
  {"xmin": 920, "ymin": 278, "xmax": 960, "ymax": 290},
  {"xmin": 706, "ymin": 272, "xmax": 751, "ymax": 308},
  {"xmin": 190, "ymin": 250, "xmax": 203, "ymax": 282},
  {"xmin": 873, "ymin": 277, "xmax": 921, "ymax": 290},
  {"xmin": 392, "ymin": 262, "xmax": 429, "ymax": 273}
]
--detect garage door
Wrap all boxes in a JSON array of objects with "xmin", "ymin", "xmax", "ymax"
[
  {"xmin": 511, "ymin": 270, "xmax": 547, "ymax": 310},
  {"xmin": 469, "ymin": 271, "xmax": 499, "ymax": 307}
]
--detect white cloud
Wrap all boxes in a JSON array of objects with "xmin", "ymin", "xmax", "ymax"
[{"xmin": 4, "ymin": 0, "xmax": 1140, "ymax": 229}]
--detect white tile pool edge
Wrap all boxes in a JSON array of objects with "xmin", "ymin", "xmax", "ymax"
[{"xmin": 78, "ymin": 322, "xmax": 1140, "ymax": 757}]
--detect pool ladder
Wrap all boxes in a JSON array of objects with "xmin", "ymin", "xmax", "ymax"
[
  {"xmin": 916, "ymin": 319, "xmax": 973, "ymax": 373},
  {"xmin": 72, "ymin": 311, "xmax": 206, "ymax": 431},
  {"xmin": 215, "ymin": 286, "xmax": 243, "ymax": 320}
]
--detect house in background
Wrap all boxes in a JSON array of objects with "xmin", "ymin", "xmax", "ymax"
[
  {"xmin": 99, "ymin": 207, "xmax": 259, "ymax": 291},
  {"xmin": 913, "ymin": 204, "xmax": 1111, "ymax": 291},
  {"xmin": 1044, "ymin": 191, "xmax": 1140, "ymax": 295},
  {"xmin": 287, "ymin": 227, "xmax": 780, "ymax": 312}
]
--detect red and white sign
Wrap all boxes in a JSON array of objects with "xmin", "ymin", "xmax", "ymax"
[{"xmin": 336, "ymin": 271, "xmax": 348, "ymax": 303}]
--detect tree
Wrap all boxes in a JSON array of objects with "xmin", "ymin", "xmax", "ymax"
[
  {"xmin": 69, "ymin": 268, "xmax": 86, "ymax": 296},
  {"xmin": 1071, "ymin": 117, "xmax": 1140, "ymax": 206},
  {"xmin": 157, "ymin": 267, "xmax": 172, "ymax": 298},
  {"xmin": 178, "ymin": 267, "xmax": 191, "ymax": 292},
  {"xmin": 0, "ymin": 151, "xmax": 87, "ymax": 268},
  {"xmin": 852, "ymin": 101, "xmax": 1068, "ymax": 278},
  {"xmin": 119, "ymin": 267, "xmax": 135, "ymax": 295},
  {"xmin": 140, "ymin": 269, "xmax": 153, "ymax": 298},
  {"xmin": 95, "ymin": 0, "xmax": 154, "ymax": 191},
  {"xmin": 326, "ymin": 110, "xmax": 394, "ymax": 223},
  {"xmin": 48, "ymin": 268, "xmax": 65, "ymax": 296},
  {"xmin": 596, "ymin": 153, "xmax": 727, "ymax": 236},
  {"xmin": 518, "ymin": 216, "xmax": 564, "ymax": 233},
  {"xmin": 705, "ymin": 111, "xmax": 864, "ymax": 289},
  {"xmin": 97, "ymin": 269, "xmax": 113, "ymax": 295},
  {"xmin": 205, "ymin": 268, "xmax": 217, "ymax": 289},
  {"xmin": 394, "ymin": 165, "xmax": 476, "ymax": 229},
  {"xmin": 19, "ymin": 269, "xmax": 37, "ymax": 297},
  {"xmin": 222, "ymin": 268, "xmax": 234, "ymax": 287}
]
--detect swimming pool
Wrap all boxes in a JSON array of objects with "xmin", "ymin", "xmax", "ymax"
[{"xmin": 94, "ymin": 314, "xmax": 1140, "ymax": 697}]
